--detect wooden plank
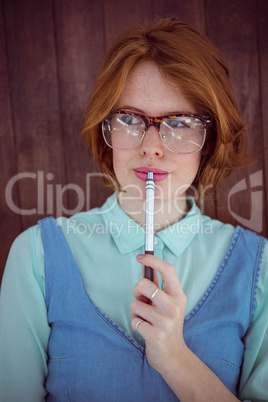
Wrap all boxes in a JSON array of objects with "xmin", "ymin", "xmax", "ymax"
[
  {"xmin": 154, "ymin": 0, "xmax": 206, "ymax": 32},
  {"xmin": 206, "ymin": 0, "xmax": 266, "ymax": 236},
  {"xmin": 0, "ymin": 0, "xmax": 22, "ymax": 281},
  {"xmin": 54, "ymin": 0, "xmax": 112, "ymax": 211},
  {"xmin": 103, "ymin": 0, "xmax": 153, "ymax": 47},
  {"xmin": 4, "ymin": 0, "xmax": 66, "ymax": 228},
  {"xmin": 258, "ymin": 0, "xmax": 268, "ymax": 236}
]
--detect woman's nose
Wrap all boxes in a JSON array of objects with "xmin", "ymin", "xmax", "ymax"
[{"xmin": 139, "ymin": 126, "xmax": 164, "ymax": 158}]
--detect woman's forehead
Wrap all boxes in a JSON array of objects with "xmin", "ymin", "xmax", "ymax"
[{"xmin": 117, "ymin": 61, "xmax": 197, "ymax": 116}]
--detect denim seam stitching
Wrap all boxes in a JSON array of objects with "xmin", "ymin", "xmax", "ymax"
[
  {"xmin": 222, "ymin": 359, "xmax": 240, "ymax": 371},
  {"xmin": 91, "ymin": 301, "xmax": 145, "ymax": 357},
  {"xmin": 249, "ymin": 237, "xmax": 267, "ymax": 326}
]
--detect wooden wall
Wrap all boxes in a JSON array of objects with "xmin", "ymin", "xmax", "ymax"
[{"xmin": 1, "ymin": 0, "xmax": 267, "ymax": 282}]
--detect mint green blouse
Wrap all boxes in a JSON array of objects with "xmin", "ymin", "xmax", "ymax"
[{"xmin": 0, "ymin": 193, "xmax": 267, "ymax": 401}]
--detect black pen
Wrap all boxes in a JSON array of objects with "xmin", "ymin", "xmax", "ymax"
[{"xmin": 144, "ymin": 172, "xmax": 155, "ymax": 281}]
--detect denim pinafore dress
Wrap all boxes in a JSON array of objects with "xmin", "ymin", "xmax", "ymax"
[{"xmin": 39, "ymin": 217, "xmax": 266, "ymax": 401}]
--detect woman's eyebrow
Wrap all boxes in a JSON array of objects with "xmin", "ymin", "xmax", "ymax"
[
  {"xmin": 117, "ymin": 106, "xmax": 194, "ymax": 116},
  {"xmin": 117, "ymin": 105, "xmax": 145, "ymax": 114}
]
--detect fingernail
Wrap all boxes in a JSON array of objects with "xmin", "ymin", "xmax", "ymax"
[{"xmin": 137, "ymin": 254, "xmax": 145, "ymax": 259}]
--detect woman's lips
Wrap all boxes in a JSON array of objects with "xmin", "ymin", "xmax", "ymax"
[{"xmin": 133, "ymin": 167, "xmax": 171, "ymax": 182}]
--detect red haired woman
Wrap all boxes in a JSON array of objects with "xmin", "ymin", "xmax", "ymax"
[{"xmin": 0, "ymin": 17, "xmax": 267, "ymax": 402}]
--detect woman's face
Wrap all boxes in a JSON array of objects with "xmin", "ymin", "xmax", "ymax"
[{"xmin": 113, "ymin": 61, "xmax": 202, "ymax": 212}]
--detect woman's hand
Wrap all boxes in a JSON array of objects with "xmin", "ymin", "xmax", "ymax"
[
  {"xmin": 131, "ymin": 254, "xmax": 240, "ymax": 402},
  {"xmin": 130, "ymin": 253, "xmax": 187, "ymax": 377}
]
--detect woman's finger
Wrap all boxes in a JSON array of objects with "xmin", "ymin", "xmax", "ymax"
[
  {"xmin": 132, "ymin": 278, "xmax": 167, "ymax": 307},
  {"xmin": 130, "ymin": 298, "xmax": 162, "ymax": 323},
  {"xmin": 136, "ymin": 254, "xmax": 182, "ymax": 298},
  {"xmin": 132, "ymin": 278, "xmax": 185, "ymax": 320},
  {"xmin": 132, "ymin": 317, "xmax": 152, "ymax": 339}
]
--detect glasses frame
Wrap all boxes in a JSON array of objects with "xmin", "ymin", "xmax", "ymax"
[{"xmin": 102, "ymin": 110, "xmax": 213, "ymax": 154}]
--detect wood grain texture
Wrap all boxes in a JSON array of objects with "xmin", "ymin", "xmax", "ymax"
[
  {"xmin": 258, "ymin": 0, "xmax": 268, "ymax": 235},
  {"xmin": 1, "ymin": 0, "xmax": 267, "ymax": 281},
  {"xmin": 53, "ymin": 0, "xmax": 112, "ymax": 212},
  {"xmin": 103, "ymin": 0, "xmax": 153, "ymax": 46},
  {"xmin": 0, "ymin": 0, "xmax": 22, "ymax": 275},
  {"xmin": 206, "ymin": 0, "xmax": 266, "ymax": 236},
  {"xmin": 154, "ymin": 0, "xmax": 206, "ymax": 32},
  {"xmin": 3, "ymin": 0, "xmax": 66, "ymax": 229}
]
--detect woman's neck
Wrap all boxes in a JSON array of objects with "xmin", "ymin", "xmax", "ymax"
[{"xmin": 117, "ymin": 192, "xmax": 189, "ymax": 232}]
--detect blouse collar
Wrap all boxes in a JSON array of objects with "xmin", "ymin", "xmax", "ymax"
[{"xmin": 98, "ymin": 192, "xmax": 211, "ymax": 256}]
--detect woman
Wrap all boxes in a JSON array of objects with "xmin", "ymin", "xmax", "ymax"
[{"xmin": 0, "ymin": 17, "xmax": 267, "ymax": 401}]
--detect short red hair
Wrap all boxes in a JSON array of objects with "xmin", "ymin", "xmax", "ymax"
[{"xmin": 82, "ymin": 17, "xmax": 251, "ymax": 195}]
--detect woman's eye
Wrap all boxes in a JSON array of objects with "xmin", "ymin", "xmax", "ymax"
[
  {"xmin": 170, "ymin": 120, "xmax": 183, "ymax": 128},
  {"xmin": 120, "ymin": 115, "xmax": 140, "ymax": 125},
  {"xmin": 166, "ymin": 119, "xmax": 188, "ymax": 129}
]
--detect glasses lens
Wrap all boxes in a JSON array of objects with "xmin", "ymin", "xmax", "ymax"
[
  {"xmin": 102, "ymin": 113, "xmax": 145, "ymax": 150},
  {"xmin": 160, "ymin": 117, "xmax": 205, "ymax": 153}
]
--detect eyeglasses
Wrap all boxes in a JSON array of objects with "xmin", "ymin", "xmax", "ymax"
[{"xmin": 102, "ymin": 110, "xmax": 212, "ymax": 154}]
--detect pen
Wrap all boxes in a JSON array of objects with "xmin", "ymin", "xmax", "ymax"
[{"xmin": 145, "ymin": 171, "xmax": 155, "ymax": 281}]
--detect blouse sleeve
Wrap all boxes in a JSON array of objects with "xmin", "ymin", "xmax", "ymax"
[
  {"xmin": 0, "ymin": 226, "xmax": 50, "ymax": 402},
  {"xmin": 239, "ymin": 240, "xmax": 268, "ymax": 401}
]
